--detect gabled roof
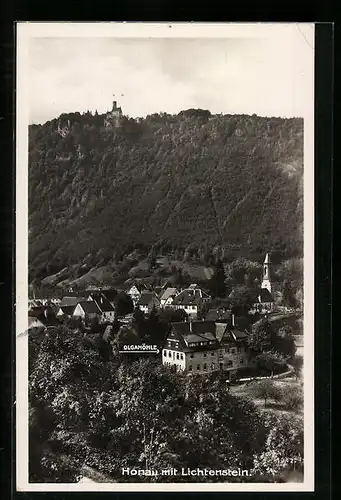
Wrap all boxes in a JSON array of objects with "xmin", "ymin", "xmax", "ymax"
[
  {"xmin": 137, "ymin": 292, "xmax": 159, "ymax": 306},
  {"xmin": 171, "ymin": 320, "xmax": 216, "ymax": 337},
  {"xmin": 257, "ymin": 288, "xmax": 274, "ymax": 303},
  {"xmin": 60, "ymin": 296, "xmax": 84, "ymax": 307},
  {"xmin": 160, "ymin": 287, "xmax": 179, "ymax": 302},
  {"xmin": 28, "ymin": 316, "xmax": 46, "ymax": 329},
  {"xmin": 58, "ymin": 305, "xmax": 75, "ymax": 315},
  {"xmin": 77, "ymin": 301, "xmax": 101, "ymax": 314},
  {"xmin": 90, "ymin": 293, "xmax": 114, "ymax": 312},
  {"xmin": 215, "ymin": 322, "xmax": 230, "ymax": 342},
  {"xmin": 172, "ymin": 288, "xmax": 207, "ymax": 306}
]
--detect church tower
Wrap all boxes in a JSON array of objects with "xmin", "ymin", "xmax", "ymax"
[{"xmin": 261, "ymin": 253, "xmax": 272, "ymax": 294}]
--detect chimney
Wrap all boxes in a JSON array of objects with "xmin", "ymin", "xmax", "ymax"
[{"xmin": 189, "ymin": 321, "xmax": 192, "ymax": 332}]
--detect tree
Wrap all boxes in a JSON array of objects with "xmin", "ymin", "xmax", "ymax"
[
  {"xmin": 255, "ymin": 350, "xmax": 286, "ymax": 377},
  {"xmin": 275, "ymin": 325, "xmax": 296, "ymax": 359},
  {"xmin": 228, "ymin": 285, "xmax": 256, "ymax": 316},
  {"xmin": 282, "ymin": 279, "xmax": 297, "ymax": 308},
  {"xmin": 247, "ymin": 319, "xmax": 277, "ymax": 354},
  {"xmin": 208, "ymin": 259, "xmax": 226, "ymax": 298},
  {"xmin": 147, "ymin": 245, "xmax": 157, "ymax": 270},
  {"xmin": 88, "ymin": 315, "xmax": 100, "ymax": 333},
  {"xmin": 252, "ymin": 412, "xmax": 303, "ymax": 481},
  {"xmin": 248, "ymin": 379, "xmax": 282, "ymax": 408},
  {"xmin": 114, "ymin": 291, "xmax": 134, "ymax": 317}
]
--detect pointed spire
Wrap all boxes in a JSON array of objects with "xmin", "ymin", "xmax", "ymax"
[{"xmin": 264, "ymin": 253, "xmax": 270, "ymax": 264}]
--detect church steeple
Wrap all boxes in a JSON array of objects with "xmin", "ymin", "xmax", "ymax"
[{"xmin": 261, "ymin": 253, "xmax": 272, "ymax": 293}]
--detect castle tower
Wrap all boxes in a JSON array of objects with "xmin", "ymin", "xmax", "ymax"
[
  {"xmin": 261, "ymin": 253, "xmax": 272, "ymax": 294},
  {"xmin": 104, "ymin": 97, "xmax": 123, "ymax": 129}
]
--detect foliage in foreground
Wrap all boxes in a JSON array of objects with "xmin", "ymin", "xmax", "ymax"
[{"xmin": 29, "ymin": 326, "xmax": 304, "ymax": 483}]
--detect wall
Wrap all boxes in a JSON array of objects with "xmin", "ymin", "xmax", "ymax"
[{"xmin": 162, "ymin": 349, "xmax": 186, "ymax": 371}]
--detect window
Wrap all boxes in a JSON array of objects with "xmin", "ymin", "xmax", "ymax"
[
  {"xmin": 203, "ymin": 363, "xmax": 207, "ymax": 370},
  {"xmin": 211, "ymin": 363, "xmax": 215, "ymax": 370},
  {"xmin": 240, "ymin": 358, "xmax": 244, "ymax": 364},
  {"xmin": 203, "ymin": 353, "xmax": 207, "ymax": 358},
  {"xmin": 181, "ymin": 353, "xmax": 184, "ymax": 360},
  {"xmin": 211, "ymin": 352, "xmax": 215, "ymax": 356},
  {"xmin": 231, "ymin": 348, "xmax": 237, "ymax": 354},
  {"xmin": 227, "ymin": 360, "xmax": 233, "ymax": 367},
  {"xmin": 163, "ymin": 350, "xmax": 167, "ymax": 356},
  {"xmin": 188, "ymin": 366, "xmax": 192, "ymax": 371},
  {"xmin": 176, "ymin": 353, "xmax": 180, "ymax": 360},
  {"xmin": 168, "ymin": 351, "xmax": 171, "ymax": 358},
  {"xmin": 197, "ymin": 364, "xmax": 200, "ymax": 371},
  {"xmin": 190, "ymin": 354, "xmax": 194, "ymax": 358}
]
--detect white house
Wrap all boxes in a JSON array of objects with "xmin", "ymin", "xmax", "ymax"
[
  {"xmin": 88, "ymin": 293, "xmax": 116, "ymax": 323},
  {"xmin": 162, "ymin": 320, "xmax": 251, "ymax": 377},
  {"xmin": 136, "ymin": 292, "xmax": 160, "ymax": 315},
  {"xmin": 159, "ymin": 287, "xmax": 179, "ymax": 308},
  {"xmin": 73, "ymin": 301, "xmax": 101, "ymax": 321},
  {"xmin": 171, "ymin": 284, "xmax": 211, "ymax": 319}
]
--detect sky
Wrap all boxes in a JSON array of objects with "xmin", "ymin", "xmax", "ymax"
[{"xmin": 25, "ymin": 24, "xmax": 315, "ymax": 124}]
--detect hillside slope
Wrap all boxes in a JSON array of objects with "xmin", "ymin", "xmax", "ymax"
[{"xmin": 28, "ymin": 109, "xmax": 303, "ymax": 280}]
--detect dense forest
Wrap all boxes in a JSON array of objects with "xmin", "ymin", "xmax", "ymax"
[{"xmin": 28, "ymin": 109, "xmax": 303, "ymax": 282}]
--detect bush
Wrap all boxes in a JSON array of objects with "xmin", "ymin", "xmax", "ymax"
[{"xmin": 281, "ymin": 385, "xmax": 303, "ymax": 411}]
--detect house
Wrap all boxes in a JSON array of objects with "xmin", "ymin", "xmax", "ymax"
[
  {"xmin": 205, "ymin": 307, "xmax": 232, "ymax": 323},
  {"xmin": 60, "ymin": 293, "xmax": 88, "ymax": 308},
  {"xmin": 56, "ymin": 305, "xmax": 75, "ymax": 318},
  {"xmin": 73, "ymin": 301, "xmax": 101, "ymax": 321},
  {"xmin": 162, "ymin": 319, "xmax": 251, "ymax": 377},
  {"xmin": 126, "ymin": 284, "xmax": 148, "ymax": 306},
  {"xmin": 88, "ymin": 292, "xmax": 116, "ymax": 323},
  {"xmin": 28, "ymin": 315, "xmax": 46, "ymax": 330},
  {"xmin": 171, "ymin": 284, "xmax": 211, "ymax": 319},
  {"xmin": 159, "ymin": 287, "xmax": 179, "ymax": 308},
  {"xmin": 28, "ymin": 307, "xmax": 59, "ymax": 330},
  {"xmin": 162, "ymin": 321, "xmax": 220, "ymax": 374},
  {"xmin": 137, "ymin": 291, "xmax": 160, "ymax": 314},
  {"xmin": 214, "ymin": 321, "xmax": 250, "ymax": 374}
]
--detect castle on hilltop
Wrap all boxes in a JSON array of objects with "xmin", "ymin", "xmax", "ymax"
[{"xmin": 104, "ymin": 99, "xmax": 123, "ymax": 129}]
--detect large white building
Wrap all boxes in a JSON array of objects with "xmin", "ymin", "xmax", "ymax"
[{"xmin": 162, "ymin": 320, "xmax": 250, "ymax": 377}]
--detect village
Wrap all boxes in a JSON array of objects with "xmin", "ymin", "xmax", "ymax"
[{"xmin": 27, "ymin": 253, "xmax": 303, "ymax": 380}]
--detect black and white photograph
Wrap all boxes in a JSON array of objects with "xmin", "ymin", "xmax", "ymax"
[{"xmin": 16, "ymin": 22, "xmax": 314, "ymax": 492}]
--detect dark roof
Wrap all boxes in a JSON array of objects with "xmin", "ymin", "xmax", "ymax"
[
  {"xmin": 91, "ymin": 294, "xmax": 114, "ymax": 312},
  {"xmin": 258, "ymin": 288, "xmax": 274, "ymax": 303},
  {"xmin": 60, "ymin": 296, "xmax": 84, "ymax": 307},
  {"xmin": 77, "ymin": 301, "xmax": 101, "ymax": 314},
  {"xmin": 137, "ymin": 292, "xmax": 158, "ymax": 306},
  {"xmin": 205, "ymin": 308, "xmax": 232, "ymax": 322},
  {"xmin": 171, "ymin": 321, "xmax": 216, "ymax": 337},
  {"xmin": 29, "ymin": 306, "xmax": 54, "ymax": 317},
  {"xmin": 230, "ymin": 329, "xmax": 249, "ymax": 341},
  {"xmin": 172, "ymin": 288, "xmax": 205, "ymax": 306},
  {"xmin": 58, "ymin": 305, "xmax": 75, "ymax": 315}
]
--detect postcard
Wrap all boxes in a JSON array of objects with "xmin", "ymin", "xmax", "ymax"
[{"xmin": 16, "ymin": 22, "xmax": 314, "ymax": 492}]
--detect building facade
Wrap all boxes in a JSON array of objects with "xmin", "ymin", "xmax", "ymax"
[{"xmin": 162, "ymin": 320, "xmax": 251, "ymax": 377}]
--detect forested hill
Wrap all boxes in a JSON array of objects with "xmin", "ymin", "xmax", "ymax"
[{"xmin": 28, "ymin": 109, "xmax": 303, "ymax": 279}]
